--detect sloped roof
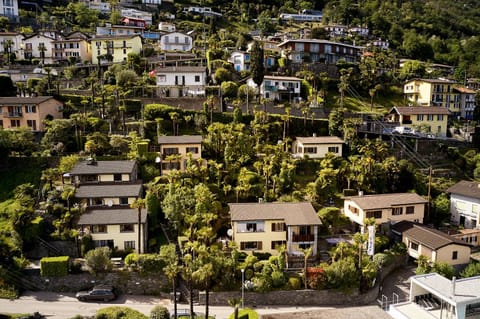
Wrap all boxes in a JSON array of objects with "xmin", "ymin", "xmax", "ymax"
[
  {"xmin": 0, "ymin": 96, "xmax": 58, "ymax": 105},
  {"xmin": 229, "ymin": 202, "xmax": 321, "ymax": 226},
  {"xmin": 77, "ymin": 208, "xmax": 147, "ymax": 225},
  {"xmin": 454, "ymin": 87, "xmax": 476, "ymax": 94},
  {"xmin": 75, "ymin": 183, "xmax": 142, "ymax": 198},
  {"xmin": 389, "ymin": 106, "xmax": 450, "ymax": 115},
  {"xmin": 404, "ymin": 224, "xmax": 471, "ymax": 250},
  {"xmin": 295, "ymin": 136, "xmax": 344, "ymax": 144},
  {"xmin": 447, "ymin": 180, "xmax": 480, "ymax": 200},
  {"xmin": 157, "ymin": 135, "xmax": 203, "ymax": 144},
  {"xmin": 156, "ymin": 66, "xmax": 206, "ymax": 73},
  {"xmin": 344, "ymin": 193, "xmax": 427, "ymax": 210},
  {"xmin": 69, "ymin": 160, "xmax": 137, "ymax": 175}
]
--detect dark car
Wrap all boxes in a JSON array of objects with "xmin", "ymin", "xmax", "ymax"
[{"xmin": 76, "ymin": 285, "xmax": 117, "ymax": 302}]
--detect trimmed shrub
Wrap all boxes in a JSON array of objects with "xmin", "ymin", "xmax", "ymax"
[
  {"xmin": 150, "ymin": 305, "xmax": 170, "ymax": 319},
  {"xmin": 288, "ymin": 276, "xmax": 301, "ymax": 290},
  {"xmin": 96, "ymin": 306, "xmax": 148, "ymax": 319},
  {"xmin": 229, "ymin": 308, "xmax": 259, "ymax": 319},
  {"xmin": 40, "ymin": 256, "xmax": 70, "ymax": 277}
]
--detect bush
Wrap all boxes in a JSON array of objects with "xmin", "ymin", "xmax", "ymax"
[
  {"xmin": 288, "ymin": 276, "xmax": 301, "ymax": 290},
  {"xmin": 40, "ymin": 256, "xmax": 70, "ymax": 277},
  {"xmin": 228, "ymin": 308, "xmax": 259, "ymax": 319},
  {"xmin": 150, "ymin": 305, "xmax": 169, "ymax": 319},
  {"xmin": 96, "ymin": 307, "xmax": 148, "ymax": 319}
]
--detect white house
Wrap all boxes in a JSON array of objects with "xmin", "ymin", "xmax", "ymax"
[
  {"xmin": 158, "ymin": 22, "xmax": 176, "ymax": 32},
  {"xmin": 246, "ymin": 75, "xmax": 301, "ymax": 102},
  {"xmin": 447, "ymin": 180, "xmax": 480, "ymax": 229},
  {"xmin": 79, "ymin": 0, "xmax": 110, "ymax": 14},
  {"xmin": 292, "ymin": 136, "xmax": 344, "ymax": 158},
  {"xmin": 159, "ymin": 32, "xmax": 193, "ymax": 51},
  {"xmin": 121, "ymin": 8, "xmax": 153, "ymax": 26},
  {"xmin": 0, "ymin": 0, "xmax": 19, "ymax": 22},
  {"xmin": 22, "ymin": 33, "xmax": 61, "ymax": 64},
  {"xmin": 228, "ymin": 50, "xmax": 250, "ymax": 72},
  {"xmin": 155, "ymin": 66, "xmax": 206, "ymax": 97},
  {"xmin": 0, "ymin": 32, "xmax": 23, "ymax": 60}
]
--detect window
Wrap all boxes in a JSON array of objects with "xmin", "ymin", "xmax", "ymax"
[
  {"xmin": 10, "ymin": 119, "xmax": 20, "ymax": 127},
  {"xmin": 27, "ymin": 120, "xmax": 37, "ymax": 130},
  {"xmin": 328, "ymin": 146, "xmax": 339, "ymax": 153},
  {"xmin": 349, "ymin": 205, "xmax": 359, "ymax": 215},
  {"xmin": 194, "ymin": 75, "xmax": 200, "ymax": 82},
  {"xmin": 366, "ymin": 210, "xmax": 382, "ymax": 218},
  {"xmin": 237, "ymin": 221, "xmax": 264, "ymax": 232},
  {"xmin": 158, "ymin": 75, "xmax": 166, "ymax": 82},
  {"xmin": 240, "ymin": 241, "xmax": 262, "ymax": 250},
  {"xmin": 119, "ymin": 197, "xmax": 128, "ymax": 205},
  {"xmin": 438, "ymin": 114, "xmax": 443, "ymax": 121},
  {"xmin": 25, "ymin": 105, "xmax": 36, "ymax": 113},
  {"xmin": 271, "ymin": 222, "xmax": 286, "ymax": 232},
  {"xmin": 113, "ymin": 173, "xmax": 122, "ymax": 181},
  {"xmin": 124, "ymin": 241, "xmax": 135, "ymax": 250},
  {"xmin": 186, "ymin": 147, "xmax": 199, "ymax": 153},
  {"xmin": 392, "ymin": 207, "xmax": 403, "ymax": 216},
  {"xmin": 417, "ymin": 115, "xmax": 423, "ymax": 121},
  {"xmin": 91, "ymin": 225, "xmax": 107, "ymax": 233},
  {"xmin": 0, "ymin": 120, "xmax": 3, "ymax": 127},
  {"xmin": 246, "ymin": 223, "xmax": 257, "ymax": 232},
  {"xmin": 452, "ymin": 251, "xmax": 458, "ymax": 260},
  {"xmin": 406, "ymin": 206, "xmax": 415, "ymax": 214},
  {"xmin": 161, "ymin": 162, "xmax": 180, "ymax": 170},
  {"xmin": 163, "ymin": 147, "xmax": 179, "ymax": 155},
  {"xmin": 410, "ymin": 242, "xmax": 418, "ymax": 251},
  {"xmin": 271, "ymin": 240, "xmax": 286, "ymax": 250},
  {"xmin": 427, "ymin": 114, "xmax": 434, "ymax": 121},
  {"xmin": 122, "ymin": 41, "xmax": 126, "ymax": 48},
  {"xmin": 120, "ymin": 224, "xmax": 134, "ymax": 232},
  {"xmin": 304, "ymin": 147, "xmax": 317, "ymax": 154}
]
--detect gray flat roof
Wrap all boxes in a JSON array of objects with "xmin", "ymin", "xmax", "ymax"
[
  {"xmin": 229, "ymin": 202, "xmax": 321, "ymax": 226},
  {"xmin": 344, "ymin": 193, "xmax": 427, "ymax": 210},
  {"xmin": 157, "ymin": 135, "xmax": 203, "ymax": 144},
  {"xmin": 78, "ymin": 208, "xmax": 147, "ymax": 225},
  {"xmin": 75, "ymin": 184, "xmax": 142, "ymax": 198},
  {"xmin": 295, "ymin": 136, "xmax": 344, "ymax": 144},
  {"xmin": 69, "ymin": 160, "xmax": 137, "ymax": 175}
]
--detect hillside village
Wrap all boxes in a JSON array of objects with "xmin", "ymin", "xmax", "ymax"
[{"xmin": 1, "ymin": 0, "xmax": 480, "ymax": 319}]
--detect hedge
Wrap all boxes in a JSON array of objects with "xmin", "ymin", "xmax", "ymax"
[{"xmin": 40, "ymin": 256, "xmax": 70, "ymax": 277}]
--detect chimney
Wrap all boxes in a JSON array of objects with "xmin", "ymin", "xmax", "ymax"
[{"xmin": 452, "ymin": 276, "xmax": 456, "ymax": 296}]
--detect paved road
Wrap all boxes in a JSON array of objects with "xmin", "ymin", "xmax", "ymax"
[{"xmin": 0, "ymin": 291, "xmax": 333, "ymax": 319}]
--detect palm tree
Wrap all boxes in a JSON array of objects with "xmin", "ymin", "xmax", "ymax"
[
  {"xmin": 300, "ymin": 246, "xmax": 313, "ymax": 289},
  {"xmin": 38, "ymin": 43, "xmax": 47, "ymax": 65},
  {"xmin": 130, "ymin": 198, "xmax": 146, "ymax": 253},
  {"xmin": 228, "ymin": 297, "xmax": 242, "ymax": 319},
  {"xmin": 160, "ymin": 244, "xmax": 181, "ymax": 319}
]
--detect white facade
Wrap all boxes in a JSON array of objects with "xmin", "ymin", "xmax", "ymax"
[
  {"xmin": 228, "ymin": 51, "xmax": 250, "ymax": 72},
  {"xmin": 0, "ymin": 0, "xmax": 18, "ymax": 22},
  {"xmin": 79, "ymin": 0, "xmax": 110, "ymax": 14},
  {"xmin": 0, "ymin": 32, "xmax": 23, "ymax": 60},
  {"xmin": 22, "ymin": 34, "xmax": 59, "ymax": 64},
  {"xmin": 158, "ymin": 22, "xmax": 176, "ymax": 32},
  {"xmin": 450, "ymin": 193, "xmax": 480, "ymax": 229},
  {"xmin": 121, "ymin": 8, "xmax": 153, "ymax": 25},
  {"xmin": 247, "ymin": 75, "xmax": 301, "ymax": 101},
  {"xmin": 159, "ymin": 32, "xmax": 193, "ymax": 51},
  {"xmin": 143, "ymin": 0, "xmax": 161, "ymax": 3},
  {"xmin": 292, "ymin": 136, "xmax": 344, "ymax": 158},
  {"xmin": 155, "ymin": 66, "xmax": 206, "ymax": 97}
]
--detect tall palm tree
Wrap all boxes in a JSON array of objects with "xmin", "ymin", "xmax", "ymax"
[
  {"xmin": 300, "ymin": 246, "xmax": 313, "ymax": 289},
  {"xmin": 160, "ymin": 244, "xmax": 181, "ymax": 319},
  {"xmin": 130, "ymin": 198, "xmax": 146, "ymax": 253}
]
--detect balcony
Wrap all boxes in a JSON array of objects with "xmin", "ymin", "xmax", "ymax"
[
  {"xmin": 163, "ymin": 40, "xmax": 191, "ymax": 45},
  {"xmin": 292, "ymin": 234, "xmax": 314, "ymax": 242},
  {"xmin": 5, "ymin": 111, "xmax": 22, "ymax": 117}
]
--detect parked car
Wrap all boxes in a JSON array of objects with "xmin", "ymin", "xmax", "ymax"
[{"xmin": 76, "ymin": 285, "xmax": 117, "ymax": 302}]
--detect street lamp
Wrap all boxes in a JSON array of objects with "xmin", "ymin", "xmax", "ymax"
[{"xmin": 241, "ymin": 268, "xmax": 245, "ymax": 308}]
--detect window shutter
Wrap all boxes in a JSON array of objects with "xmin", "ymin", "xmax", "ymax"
[{"xmin": 257, "ymin": 241, "xmax": 262, "ymax": 249}]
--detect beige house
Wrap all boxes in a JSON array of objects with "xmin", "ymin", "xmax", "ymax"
[
  {"xmin": 157, "ymin": 135, "xmax": 203, "ymax": 175},
  {"xmin": 292, "ymin": 136, "xmax": 344, "ymax": 158},
  {"xmin": 69, "ymin": 159, "xmax": 146, "ymax": 253},
  {"xmin": 343, "ymin": 193, "xmax": 427, "ymax": 231},
  {"xmin": 0, "ymin": 96, "xmax": 63, "ymax": 132},
  {"xmin": 229, "ymin": 202, "xmax": 322, "ymax": 256},
  {"xmin": 392, "ymin": 222, "xmax": 471, "ymax": 266},
  {"xmin": 385, "ymin": 106, "xmax": 450, "ymax": 137}
]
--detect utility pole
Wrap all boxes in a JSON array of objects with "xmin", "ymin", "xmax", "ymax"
[{"xmin": 427, "ymin": 166, "xmax": 432, "ymax": 223}]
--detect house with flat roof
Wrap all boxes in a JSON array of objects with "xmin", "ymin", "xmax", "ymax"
[
  {"xmin": 246, "ymin": 75, "xmax": 301, "ymax": 102},
  {"xmin": 343, "ymin": 193, "xmax": 427, "ymax": 231},
  {"xmin": 0, "ymin": 96, "xmax": 63, "ymax": 132},
  {"xmin": 292, "ymin": 136, "xmax": 344, "ymax": 158},
  {"xmin": 154, "ymin": 66, "xmax": 206, "ymax": 97},
  {"xmin": 389, "ymin": 273, "xmax": 480, "ymax": 319},
  {"xmin": 385, "ymin": 106, "xmax": 450, "ymax": 137},
  {"xmin": 447, "ymin": 180, "xmax": 480, "ymax": 230},
  {"xmin": 229, "ymin": 202, "xmax": 322, "ymax": 256},
  {"xmin": 391, "ymin": 222, "xmax": 471, "ymax": 266},
  {"xmin": 157, "ymin": 135, "xmax": 203, "ymax": 175}
]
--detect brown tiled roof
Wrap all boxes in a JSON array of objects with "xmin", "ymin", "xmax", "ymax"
[
  {"xmin": 454, "ymin": 87, "xmax": 476, "ymax": 94},
  {"xmin": 69, "ymin": 160, "xmax": 137, "ymax": 175},
  {"xmin": 404, "ymin": 224, "xmax": 471, "ymax": 250},
  {"xmin": 229, "ymin": 202, "xmax": 321, "ymax": 226},
  {"xmin": 390, "ymin": 106, "xmax": 450, "ymax": 115},
  {"xmin": 0, "ymin": 96, "xmax": 58, "ymax": 104},
  {"xmin": 295, "ymin": 136, "xmax": 344, "ymax": 144},
  {"xmin": 344, "ymin": 193, "xmax": 428, "ymax": 210},
  {"xmin": 75, "ymin": 183, "xmax": 142, "ymax": 198},
  {"xmin": 77, "ymin": 208, "xmax": 147, "ymax": 225},
  {"xmin": 157, "ymin": 135, "xmax": 203, "ymax": 144},
  {"xmin": 447, "ymin": 180, "xmax": 480, "ymax": 199}
]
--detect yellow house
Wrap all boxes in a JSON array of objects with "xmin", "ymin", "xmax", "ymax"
[
  {"xmin": 393, "ymin": 222, "xmax": 471, "ymax": 266},
  {"xmin": 69, "ymin": 159, "xmax": 138, "ymax": 185},
  {"xmin": 77, "ymin": 207, "xmax": 147, "ymax": 254},
  {"xmin": 75, "ymin": 183, "xmax": 143, "ymax": 208},
  {"xmin": 404, "ymin": 78, "xmax": 459, "ymax": 113},
  {"xmin": 91, "ymin": 34, "xmax": 142, "ymax": 64},
  {"xmin": 291, "ymin": 136, "xmax": 344, "ymax": 158},
  {"xmin": 343, "ymin": 192, "xmax": 427, "ymax": 231},
  {"xmin": 386, "ymin": 106, "xmax": 450, "ymax": 137},
  {"xmin": 229, "ymin": 202, "xmax": 322, "ymax": 256},
  {"xmin": 157, "ymin": 135, "xmax": 203, "ymax": 175},
  {"xmin": 0, "ymin": 96, "xmax": 63, "ymax": 132}
]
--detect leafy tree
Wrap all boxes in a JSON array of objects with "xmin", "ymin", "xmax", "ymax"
[
  {"xmin": 84, "ymin": 132, "xmax": 111, "ymax": 156},
  {"xmin": 160, "ymin": 244, "xmax": 181, "ymax": 319},
  {"xmin": 323, "ymin": 257, "xmax": 359, "ymax": 290},
  {"xmin": 250, "ymin": 41, "xmax": 265, "ymax": 101},
  {"xmin": 461, "ymin": 262, "xmax": 480, "ymax": 278},
  {"xmin": 399, "ymin": 60, "xmax": 426, "ymax": 81},
  {"xmin": 256, "ymin": 10, "xmax": 275, "ymax": 36},
  {"xmin": 221, "ymin": 81, "xmax": 238, "ymax": 99},
  {"xmin": 214, "ymin": 67, "xmax": 232, "ymax": 84},
  {"xmin": 84, "ymin": 247, "xmax": 113, "ymax": 274}
]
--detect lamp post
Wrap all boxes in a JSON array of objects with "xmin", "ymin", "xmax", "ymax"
[{"xmin": 241, "ymin": 268, "xmax": 245, "ymax": 308}]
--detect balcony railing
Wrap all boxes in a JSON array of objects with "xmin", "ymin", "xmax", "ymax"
[
  {"xmin": 5, "ymin": 111, "xmax": 22, "ymax": 117},
  {"xmin": 292, "ymin": 234, "xmax": 314, "ymax": 242}
]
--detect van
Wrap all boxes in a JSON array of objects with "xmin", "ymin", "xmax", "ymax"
[{"xmin": 393, "ymin": 126, "xmax": 413, "ymax": 134}]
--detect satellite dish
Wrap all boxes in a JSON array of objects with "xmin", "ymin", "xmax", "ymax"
[
  {"xmin": 106, "ymin": 200, "xmax": 113, "ymax": 207},
  {"xmin": 227, "ymin": 229, "xmax": 233, "ymax": 237}
]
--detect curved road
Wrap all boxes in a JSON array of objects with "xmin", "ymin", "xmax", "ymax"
[{"xmin": 0, "ymin": 291, "xmax": 332, "ymax": 319}]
